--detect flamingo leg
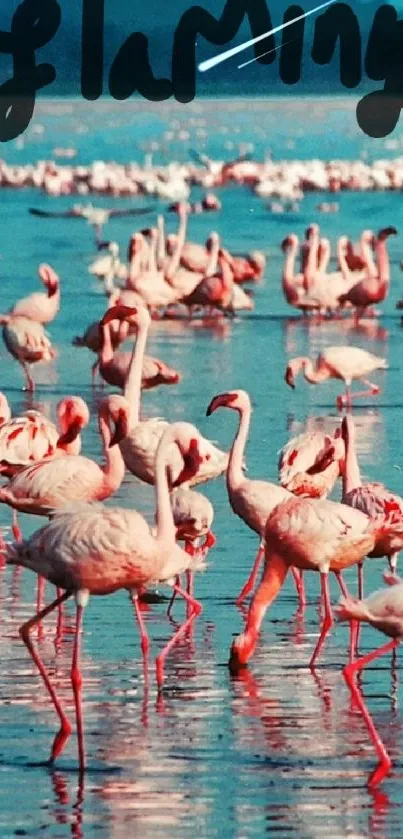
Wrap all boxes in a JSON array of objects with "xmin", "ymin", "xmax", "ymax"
[
  {"xmin": 12, "ymin": 510, "xmax": 22, "ymax": 542},
  {"xmin": 334, "ymin": 571, "xmax": 355, "ymax": 661},
  {"xmin": 166, "ymin": 575, "xmax": 180, "ymax": 618},
  {"xmin": 291, "ymin": 567, "xmax": 306, "ymax": 607},
  {"xmin": 310, "ymin": 572, "xmax": 332, "ymax": 668},
  {"xmin": 388, "ymin": 553, "xmax": 398, "ymax": 573},
  {"xmin": 91, "ymin": 360, "xmax": 99, "ymax": 385},
  {"xmin": 19, "ymin": 591, "xmax": 72, "ymax": 763},
  {"xmin": 131, "ymin": 590, "xmax": 150, "ymax": 656},
  {"xmin": 22, "ymin": 363, "xmax": 35, "ymax": 392},
  {"xmin": 236, "ymin": 541, "xmax": 264, "ymax": 606},
  {"xmin": 155, "ymin": 583, "xmax": 202, "ymax": 689},
  {"xmin": 350, "ymin": 561, "xmax": 365, "ymax": 659},
  {"xmin": 71, "ymin": 601, "xmax": 86, "ymax": 771},
  {"xmin": 343, "ymin": 639, "xmax": 398, "ymax": 787}
]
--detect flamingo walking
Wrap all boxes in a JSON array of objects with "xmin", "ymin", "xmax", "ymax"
[
  {"xmin": 285, "ymin": 346, "xmax": 388, "ymax": 409},
  {"xmin": 206, "ymin": 390, "xmax": 301, "ymax": 605},
  {"xmin": 6, "ymin": 422, "xmax": 209, "ymax": 769},
  {"xmin": 336, "ymin": 577, "xmax": 403, "ymax": 787},
  {"xmin": 0, "ymin": 316, "xmax": 56, "ymax": 391}
]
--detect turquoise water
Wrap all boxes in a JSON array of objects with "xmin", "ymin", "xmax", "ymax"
[{"xmin": 1, "ymin": 98, "xmax": 403, "ymax": 837}]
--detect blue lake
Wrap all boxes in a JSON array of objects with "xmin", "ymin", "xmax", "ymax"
[{"xmin": 1, "ymin": 97, "xmax": 403, "ymax": 837}]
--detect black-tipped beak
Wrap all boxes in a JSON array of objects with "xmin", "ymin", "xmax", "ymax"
[
  {"xmin": 285, "ymin": 367, "xmax": 295, "ymax": 389},
  {"xmin": 171, "ymin": 438, "xmax": 203, "ymax": 487},
  {"xmin": 109, "ymin": 414, "xmax": 127, "ymax": 448}
]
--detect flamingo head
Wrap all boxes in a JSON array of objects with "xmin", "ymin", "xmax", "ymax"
[
  {"xmin": 154, "ymin": 361, "xmax": 181, "ymax": 386},
  {"xmin": 206, "ymin": 389, "xmax": 250, "ymax": 416},
  {"xmin": 39, "ymin": 264, "xmax": 59, "ymax": 296},
  {"xmin": 206, "ymin": 231, "xmax": 219, "ymax": 252},
  {"xmin": 166, "ymin": 423, "xmax": 206, "ymax": 488},
  {"xmin": 281, "ymin": 234, "xmax": 298, "ymax": 252},
  {"xmin": 248, "ymin": 250, "xmax": 266, "ymax": 276},
  {"xmin": 203, "ymin": 193, "xmax": 221, "ymax": 210},
  {"xmin": 285, "ymin": 361, "xmax": 297, "ymax": 389},
  {"xmin": 57, "ymin": 396, "xmax": 90, "ymax": 445},
  {"xmin": 101, "ymin": 395, "xmax": 130, "ymax": 448},
  {"xmin": 0, "ymin": 392, "xmax": 11, "ymax": 426},
  {"xmin": 166, "ymin": 234, "xmax": 177, "ymax": 255},
  {"xmin": 378, "ymin": 226, "xmax": 397, "ymax": 242},
  {"xmin": 127, "ymin": 232, "xmax": 144, "ymax": 262},
  {"xmin": 228, "ymin": 630, "xmax": 259, "ymax": 671},
  {"xmin": 305, "ymin": 223, "xmax": 319, "ymax": 241},
  {"xmin": 100, "ymin": 304, "xmax": 150, "ymax": 331}
]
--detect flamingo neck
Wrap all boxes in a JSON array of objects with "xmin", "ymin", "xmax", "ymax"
[
  {"xmin": 205, "ymin": 239, "xmax": 219, "ymax": 277},
  {"xmin": 375, "ymin": 237, "xmax": 390, "ymax": 288},
  {"xmin": 337, "ymin": 240, "xmax": 352, "ymax": 283},
  {"xmin": 361, "ymin": 237, "xmax": 377, "ymax": 279},
  {"xmin": 100, "ymin": 323, "xmax": 114, "ymax": 364},
  {"xmin": 148, "ymin": 237, "xmax": 157, "ymax": 273},
  {"xmin": 342, "ymin": 426, "xmax": 362, "ymax": 496},
  {"xmin": 155, "ymin": 435, "xmax": 177, "ymax": 544},
  {"xmin": 220, "ymin": 258, "xmax": 233, "ymax": 299},
  {"xmin": 301, "ymin": 358, "xmax": 328, "ymax": 384},
  {"xmin": 166, "ymin": 211, "xmax": 188, "ymax": 280},
  {"xmin": 157, "ymin": 217, "xmax": 166, "ymax": 270},
  {"xmin": 228, "ymin": 403, "xmax": 250, "ymax": 492},
  {"xmin": 304, "ymin": 237, "xmax": 319, "ymax": 291},
  {"xmin": 282, "ymin": 243, "xmax": 299, "ymax": 300},
  {"xmin": 127, "ymin": 247, "xmax": 142, "ymax": 288},
  {"xmin": 124, "ymin": 318, "xmax": 148, "ymax": 424},
  {"xmin": 98, "ymin": 414, "xmax": 126, "ymax": 493}
]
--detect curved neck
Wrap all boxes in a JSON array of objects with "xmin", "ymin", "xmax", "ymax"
[
  {"xmin": 300, "ymin": 358, "xmax": 328, "ymax": 384},
  {"xmin": 282, "ymin": 242, "xmax": 298, "ymax": 291},
  {"xmin": 228, "ymin": 404, "xmax": 250, "ymax": 492},
  {"xmin": 166, "ymin": 211, "xmax": 188, "ymax": 280},
  {"xmin": 360, "ymin": 236, "xmax": 377, "ymax": 278},
  {"xmin": 100, "ymin": 323, "xmax": 114, "ymax": 363},
  {"xmin": 342, "ymin": 426, "xmax": 362, "ymax": 497},
  {"xmin": 148, "ymin": 236, "xmax": 157, "ymax": 273},
  {"xmin": 155, "ymin": 438, "xmax": 176, "ymax": 544},
  {"xmin": 124, "ymin": 318, "xmax": 149, "ymax": 424},
  {"xmin": 220, "ymin": 257, "xmax": 233, "ymax": 297},
  {"xmin": 304, "ymin": 237, "xmax": 319, "ymax": 291},
  {"xmin": 375, "ymin": 237, "xmax": 391, "ymax": 286},
  {"xmin": 318, "ymin": 242, "xmax": 330, "ymax": 274},
  {"xmin": 127, "ymin": 246, "xmax": 143, "ymax": 288},
  {"xmin": 98, "ymin": 414, "xmax": 126, "ymax": 491},
  {"xmin": 205, "ymin": 239, "xmax": 219, "ymax": 276},
  {"xmin": 157, "ymin": 216, "xmax": 166, "ymax": 270},
  {"xmin": 337, "ymin": 240, "xmax": 352, "ymax": 282}
]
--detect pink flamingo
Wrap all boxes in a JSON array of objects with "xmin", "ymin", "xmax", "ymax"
[
  {"xmin": 167, "ymin": 485, "xmax": 216, "ymax": 614},
  {"xmin": 181, "ymin": 249, "xmax": 234, "ymax": 314},
  {"xmin": 229, "ymin": 252, "xmax": 266, "ymax": 284},
  {"xmin": 73, "ymin": 291, "xmax": 129, "ymax": 383},
  {"xmin": 338, "ymin": 227, "xmax": 397, "ymax": 318},
  {"xmin": 0, "ymin": 396, "xmax": 90, "ymax": 480},
  {"xmin": 101, "ymin": 305, "xmax": 228, "ymax": 486},
  {"xmin": 6, "ymin": 422, "xmax": 208, "ymax": 769},
  {"xmin": 0, "ymin": 394, "xmax": 128, "ymax": 518},
  {"xmin": 126, "ymin": 232, "xmax": 179, "ymax": 309},
  {"xmin": 97, "ymin": 306, "xmax": 181, "ymax": 390},
  {"xmin": 285, "ymin": 346, "xmax": 388, "ymax": 409},
  {"xmin": 278, "ymin": 428, "xmax": 345, "ymax": 499},
  {"xmin": 0, "ymin": 315, "xmax": 56, "ymax": 391},
  {"xmin": 229, "ymin": 495, "xmax": 387, "ymax": 671},
  {"xmin": 8, "ymin": 264, "xmax": 60, "ymax": 324},
  {"xmin": 206, "ymin": 390, "xmax": 304, "ymax": 605},
  {"xmin": 336, "ymin": 577, "xmax": 403, "ymax": 788},
  {"xmin": 341, "ymin": 414, "xmax": 403, "ymax": 582}
]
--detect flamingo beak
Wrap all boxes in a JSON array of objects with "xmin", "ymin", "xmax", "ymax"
[
  {"xmin": 206, "ymin": 392, "xmax": 237, "ymax": 416},
  {"xmin": 171, "ymin": 438, "xmax": 203, "ymax": 487},
  {"xmin": 109, "ymin": 411, "xmax": 128, "ymax": 448},
  {"xmin": 57, "ymin": 417, "xmax": 83, "ymax": 446},
  {"xmin": 285, "ymin": 366, "xmax": 295, "ymax": 389},
  {"xmin": 100, "ymin": 305, "xmax": 138, "ymax": 326}
]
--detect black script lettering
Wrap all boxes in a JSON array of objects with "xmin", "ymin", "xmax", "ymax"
[
  {"xmin": 172, "ymin": 0, "xmax": 276, "ymax": 103},
  {"xmin": 109, "ymin": 33, "xmax": 172, "ymax": 101},
  {"xmin": 312, "ymin": 3, "xmax": 361, "ymax": 88},
  {"xmin": 81, "ymin": 0, "xmax": 104, "ymax": 100},
  {"xmin": 279, "ymin": 5, "xmax": 304, "ymax": 85},
  {"xmin": 0, "ymin": 0, "xmax": 60, "ymax": 143},
  {"xmin": 357, "ymin": 5, "xmax": 403, "ymax": 137}
]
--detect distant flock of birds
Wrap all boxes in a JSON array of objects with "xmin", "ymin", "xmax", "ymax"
[{"xmin": 0, "ymin": 197, "xmax": 403, "ymax": 791}]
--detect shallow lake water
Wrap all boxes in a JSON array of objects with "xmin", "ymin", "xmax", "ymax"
[{"xmin": 1, "ymin": 97, "xmax": 403, "ymax": 837}]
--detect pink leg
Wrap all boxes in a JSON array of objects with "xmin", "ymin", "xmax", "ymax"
[
  {"xmin": 201, "ymin": 530, "xmax": 216, "ymax": 554},
  {"xmin": 155, "ymin": 583, "xmax": 202, "ymax": 689},
  {"xmin": 343, "ymin": 639, "xmax": 398, "ymax": 787},
  {"xmin": 71, "ymin": 603, "xmax": 86, "ymax": 771},
  {"xmin": 334, "ymin": 571, "xmax": 355, "ymax": 661},
  {"xmin": 91, "ymin": 360, "xmax": 99, "ymax": 385},
  {"xmin": 167, "ymin": 575, "xmax": 180, "ymax": 618},
  {"xmin": 185, "ymin": 569, "xmax": 194, "ymax": 620},
  {"xmin": 12, "ymin": 510, "xmax": 22, "ymax": 542},
  {"xmin": 37, "ymin": 576, "xmax": 45, "ymax": 613},
  {"xmin": 339, "ymin": 380, "xmax": 380, "ymax": 407},
  {"xmin": 19, "ymin": 591, "xmax": 73, "ymax": 763},
  {"xmin": 131, "ymin": 591, "xmax": 150, "ymax": 656},
  {"xmin": 236, "ymin": 541, "xmax": 264, "ymax": 606},
  {"xmin": 22, "ymin": 363, "xmax": 35, "ymax": 392},
  {"xmin": 351, "ymin": 562, "xmax": 365, "ymax": 659},
  {"xmin": 310, "ymin": 572, "xmax": 332, "ymax": 669},
  {"xmin": 291, "ymin": 567, "xmax": 306, "ymax": 607}
]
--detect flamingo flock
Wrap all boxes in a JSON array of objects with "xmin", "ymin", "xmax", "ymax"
[{"xmin": 2, "ymin": 172, "xmax": 403, "ymax": 796}]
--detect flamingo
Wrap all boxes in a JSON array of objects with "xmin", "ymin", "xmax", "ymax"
[
  {"xmin": 7, "ymin": 264, "xmax": 60, "ymax": 324},
  {"xmin": 341, "ymin": 414, "xmax": 403, "ymax": 581},
  {"xmin": 126, "ymin": 232, "xmax": 179, "ymax": 309},
  {"xmin": 0, "ymin": 315, "xmax": 56, "ymax": 391},
  {"xmin": 167, "ymin": 485, "xmax": 216, "ymax": 615},
  {"xmin": 0, "ymin": 394, "xmax": 128, "ymax": 518},
  {"xmin": 336, "ymin": 577, "xmax": 403, "ymax": 788},
  {"xmin": 285, "ymin": 346, "xmax": 388, "ymax": 409},
  {"xmin": 97, "ymin": 305, "xmax": 181, "ymax": 391},
  {"xmin": 0, "ymin": 396, "xmax": 90, "ymax": 479},
  {"xmin": 229, "ymin": 495, "xmax": 393, "ymax": 671},
  {"xmin": 181, "ymin": 249, "xmax": 235, "ymax": 314},
  {"xmin": 206, "ymin": 390, "xmax": 301, "ymax": 605},
  {"xmin": 278, "ymin": 428, "xmax": 345, "ymax": 498},
  {"xmin": 101, "ymin": 305, "xmax": 228, "ymax": 486},
  {"xmin": 338, "ymin": 227, "xmax": 397, "ymax": 318},
  {"xmin": 6, "ymin": 422, "xmax": 209, "ymax": 769}
]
